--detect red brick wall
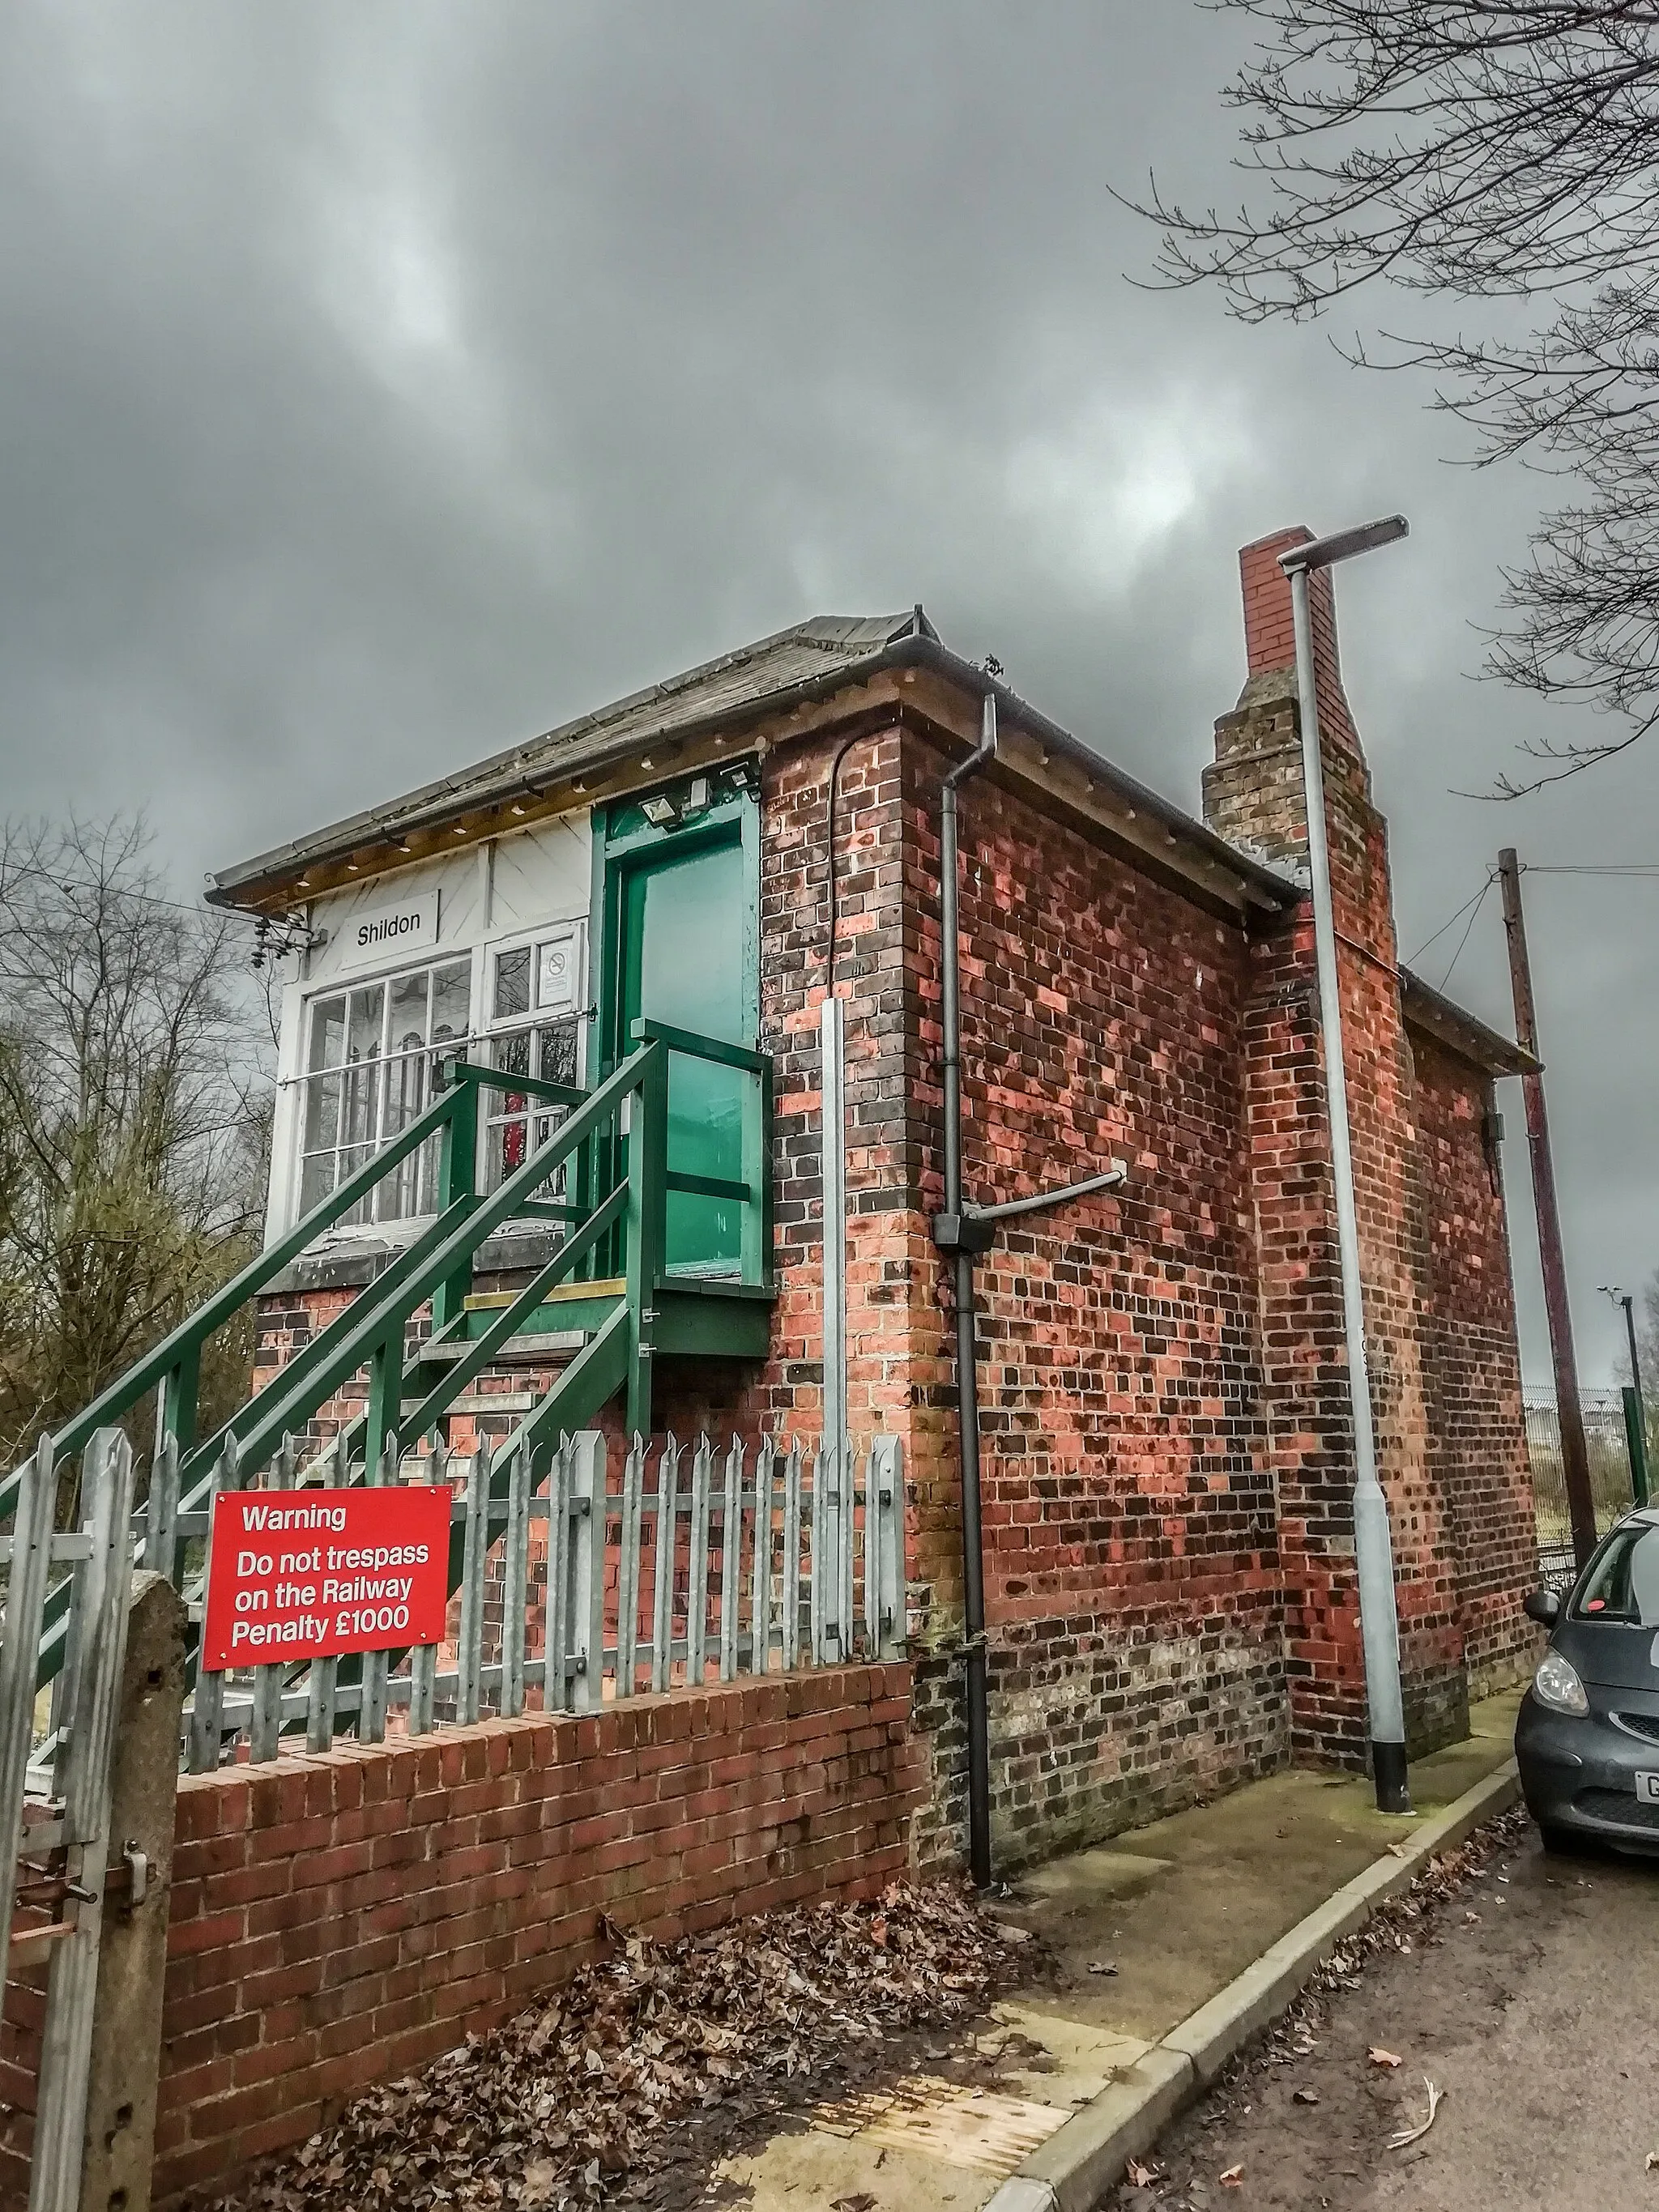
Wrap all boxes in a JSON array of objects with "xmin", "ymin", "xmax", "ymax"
[
  {"xmin": 106, "ymin": 1667, "xmax": 915, "ymax": 2206},
  {"xmin": 893, "ymin": 725, "xmax": 1291, "ymax": 1866},
  {"xmin": 1412, "ymin": 1035, "xmax": 1535, "ymax": 1696}
]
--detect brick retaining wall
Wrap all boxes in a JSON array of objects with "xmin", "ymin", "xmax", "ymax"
[{"xmin": 0, "ymin": 1665, "xmax": 919, "ymax": 2209}]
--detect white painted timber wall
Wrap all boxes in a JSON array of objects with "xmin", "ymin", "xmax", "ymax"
[{"xmin": 265, "ymin": 811, "xmax": 593, "ymax": 1247}]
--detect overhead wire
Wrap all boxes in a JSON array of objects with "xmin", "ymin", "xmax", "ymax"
[
  {"xmin": 1436, "ymin": 872, "xmax": 1495, "ymax": 995},
  {"xmin": 1403, "ymin": 875, "xmax": 1494, "ymax": 970}
]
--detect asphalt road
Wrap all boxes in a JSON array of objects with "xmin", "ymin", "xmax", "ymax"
[{"xmin": 1132, "ymin": 1811, "xmax": 1659, "ymax": 2212}]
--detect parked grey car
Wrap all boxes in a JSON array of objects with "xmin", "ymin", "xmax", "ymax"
[{"xmin": 1516, "ymin": 1507, "xmax": 1659, "ymax": 1852}]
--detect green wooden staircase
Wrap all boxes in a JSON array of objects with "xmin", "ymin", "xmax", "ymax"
[{"xmin": 0, "ymin": 1021, "xmax": 774, "ymax": 1698}]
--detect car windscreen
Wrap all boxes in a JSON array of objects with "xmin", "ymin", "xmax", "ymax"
[{"xmin": 1570, "ymin": 1522, "xmax": 1659, "ymax": 1626}]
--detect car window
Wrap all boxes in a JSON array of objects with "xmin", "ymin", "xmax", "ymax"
[{"xmin": 1571, "ymin": 1523, "xmax": 1659, "ymax": 1626}]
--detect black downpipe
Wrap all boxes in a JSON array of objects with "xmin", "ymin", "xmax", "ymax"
[{"xmin": 939, "ymin": 691, "xmax": 998, "ymax": 1889}]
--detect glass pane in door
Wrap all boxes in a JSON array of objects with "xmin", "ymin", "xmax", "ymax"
[{"xmin": 626, "ymin": 838, "xmax": 747, "ymax": 1272}]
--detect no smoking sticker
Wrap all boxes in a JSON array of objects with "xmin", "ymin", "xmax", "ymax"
[{"xmin": 201, "ymin": 1485, "xmax": 453, "ymax": 1670}]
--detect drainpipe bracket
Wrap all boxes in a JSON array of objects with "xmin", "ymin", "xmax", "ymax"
[{"xmin": 932, "ymin": 1212, "xmax": 996, "ymax": 1256}]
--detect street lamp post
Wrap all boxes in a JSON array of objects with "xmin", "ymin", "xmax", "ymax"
[{"xmin": 1278, "ymin": 515, "xmax": 1412, "ymax": 1815}]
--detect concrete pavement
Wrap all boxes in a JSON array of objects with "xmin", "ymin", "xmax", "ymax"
[{"xmin": 714, "ymin": 1690, "xmax": 1524, "ymax": 2212}]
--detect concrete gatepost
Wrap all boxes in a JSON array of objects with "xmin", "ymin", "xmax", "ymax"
[{"xmin": 77, "ymin": 1569, "xmax": 186, "ymax": 2212}]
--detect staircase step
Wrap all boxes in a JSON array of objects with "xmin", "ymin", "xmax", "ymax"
[
  {"xmin": 418, "ymin": 1329, "xmax": 589, "ymax": 1366},
  {"xmin": 463, "ymin": 1277, "xmax": 625, "ymax": 1311}
]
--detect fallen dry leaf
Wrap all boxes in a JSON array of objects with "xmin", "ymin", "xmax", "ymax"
[
  {"xmin": 1368, "ymin": 2046, "xmax": 1403, "ymax": 2069},
  {"xmin": 209, "ymin": 1882, "xmax": 1034, "ymax": 2212},
  {"xmin": 1647, "ymin": 2150, "xmax": 1659, "ymax": 2173},
  {"xmin": 1293, "ymin": 2087, "xmax": 1320, "ymax": 2106},
  {"xmin": 1220, "ymin": 2162, "xmax": 1244, "ymax": 2186},
  {"xmin": 1388, "ymin": 2076, "xmax": 1443, "ymax": 2150},
  {"xmin": 831, "ymin": 2196, "xmax": 876, "ymax": 2212}
]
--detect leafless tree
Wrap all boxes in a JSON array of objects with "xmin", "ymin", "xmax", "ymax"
[
  {"xmin": 0, "ymin": 817, "xmax": 271, "ymax": 1470},
  {"xmin": 1133, "ymin": 4, "xmax": 1659, "ymax": 793}
]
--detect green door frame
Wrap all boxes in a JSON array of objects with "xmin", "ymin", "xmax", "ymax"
[{"xmin": 588, "ymin": 768, "xmax": 763, "ymax": 1272}]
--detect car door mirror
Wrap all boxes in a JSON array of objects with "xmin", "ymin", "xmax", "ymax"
[{"xmin": 1524, "ymin": 1587, "xmax": 1562, "ymax": 1628}]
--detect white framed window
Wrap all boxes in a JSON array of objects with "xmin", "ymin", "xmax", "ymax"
[
  {"xmin": 298, "ymin": 955, "xmax": 473, "ymax": 1225},
  {"xmin": 481, "ymin": 923, "xmax": 586, "ymax": 1194}
]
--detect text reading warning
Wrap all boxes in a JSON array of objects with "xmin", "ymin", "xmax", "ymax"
[{"xmin": 201, "ymin": 1485, "xmax": 453, "ymax": 1669}]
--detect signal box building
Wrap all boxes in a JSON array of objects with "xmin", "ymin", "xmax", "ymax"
[{"xmin": 210, "ymin": 529, "xmax": 1538, "ymax": 1870}]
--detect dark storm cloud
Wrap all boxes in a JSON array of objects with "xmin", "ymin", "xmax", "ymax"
[{"xmin": 2, "ymin": 0, "xmax": 1652, "ymax": 1380}]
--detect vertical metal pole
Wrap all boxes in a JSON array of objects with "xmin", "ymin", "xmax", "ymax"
[
  {"xmin": 748, "ymin": 1435, "xmax": 770, "ymax": 1675},
  {"xmin": 1287, "ymin": 561, "xmax": 1410, "ymax": 1813},
  {"xmin": 650, "ymin": 1438, "xmax": 680, "ymax": 1694},
  {"xmin": 0, "ymin": 1439, "xmax": 57, "ymax": 1965},
  {"xmin": 687, "ymin": 1433, "xmax": 714, "ymax": 1687},
  {"xmin": 567, "ymin": 1433, "xmax": 608, "ymax": 1713},
  {"xmin": 360, "ymin": 1431, "xmax": 394, "ymax": 1744},
  {"xmin": 30, "ymin": 1430, "xmax": 137, "ymax": 2212},
  {"xmin": 719, "ymin": 1438, "xmax": 741, "ymax": 1681},
  {"xmin": 618, "ymin": 1434, "xmax": 643, "ymax": 1698},
  {"xmin": 457, "ymin": 1441, "xmax": 489, "ymax": 1725},
  {"xmin": 407, "ymin": 1442, "xmax": 444, "ymax": 1737},
  {"xmin": 1621, "ymin": 1296, "xmax": 1649, "ymax": 1504},
  {"xmin": 188, "ymin": 1435, "xmax": 241, "ymax": 1775},
  {"xmin": 249, "ymin": 1434, "xmax": 296, "ymax": 1762},
  {"xmin": 1498, "ymin": 850, "xmax": 1597, "ymax": 1572},
  {"xmin": 821, "ymin": 993, "xmax": 849, "ymax": 1615},
  {"xmin": 502, "ymin": 1442, "xmax": 531, "ymax": 1720},
  {"xmin": 941, "ymin": 692, "xmax": 998, "ymax": 1884},
  {"xmin": 781, "ymin": 1438, "xmax": 802, "ymax": 1673}
]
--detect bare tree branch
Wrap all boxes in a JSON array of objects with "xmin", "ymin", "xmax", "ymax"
[
  {"xmin": 1125, "ymin": 4, "xmax": 1659, "ymax": 786},
  {"xmin": 0, "ymin": 816, "xmax": 272, "ymax": 1467}
]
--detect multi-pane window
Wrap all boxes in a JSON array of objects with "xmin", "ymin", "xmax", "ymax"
[
  {"xmin": 483, "ymin": 927, "xmax": 585, "ymax": 1194},
  {"xmin": 299, "ymin": 959, "xmax": 471, "ymax": 1224}
]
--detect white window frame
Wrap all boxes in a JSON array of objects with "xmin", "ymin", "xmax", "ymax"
[
  {"xmin": 478, "ymin": 919, "xmax": 588, "ymax": 1204},
  {"xmin": 290, "ymin": 945, "xmax": 477, "ymax": 1237},
  {"xmin": 275, "ymin": 917, "xmax": 589, "ymax": 1244}
]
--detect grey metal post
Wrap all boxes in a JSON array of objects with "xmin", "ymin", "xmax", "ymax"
[
  {"xmin": 1284, "ymin": 545, "xmax": 1410, "ymax": 1814},
  {"xmin": 566, "ymin": 1433, "xmax": 607, "ymax": 1713},
  {"xmin": 249, "ymin": 1434, "xmax": 296, "ymax": 1762},
  {"xmin": 30, "ymin": 1429, "xmax": 138, "ymax": 2212},
  {"xmin": 820, "ymin": 992, "xmax": 849, "ymax": 1633},
  {"xmin": 940, "ymin": 689, "xmax": 998, "ymax": 1886},
  {"xmin": 0, "ymin": 1438, "xmax": 58, "ymax": 1965}
]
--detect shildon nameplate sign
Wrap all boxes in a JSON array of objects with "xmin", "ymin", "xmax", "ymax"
[{"xmin": 336, "ymin": 889, "xmax": 441, "ymax": 970}]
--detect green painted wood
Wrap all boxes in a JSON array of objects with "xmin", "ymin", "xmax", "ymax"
[
  {"xmin": 403, "ymin": 1185, "xmax": 628, "ymax": 1438},
  {"xmin": 650, "ymin": 1289, "xmax": 772, "ymax": 1359},
  {"xmin": 432, "ymin": 1070, "xmax": 479, "ymax": 1332}
]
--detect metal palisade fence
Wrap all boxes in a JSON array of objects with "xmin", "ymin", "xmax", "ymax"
[
  {"xmin": 0, "ymin": 1429, "xmax": 143, "ymax": 2212},
  {"xmin": 172, "ymin": 1427, "xmax": 906, "ymax": 1768}
]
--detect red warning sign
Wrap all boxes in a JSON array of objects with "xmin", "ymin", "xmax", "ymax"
[{"xmin": 201, "ymin": 1485, "xmax": 453, "ymax": 1671}]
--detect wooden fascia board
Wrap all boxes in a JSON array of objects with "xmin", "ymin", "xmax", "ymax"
[{"xmin": 863, "ymin": 665, "xmax": 1292, "ymax": 927}]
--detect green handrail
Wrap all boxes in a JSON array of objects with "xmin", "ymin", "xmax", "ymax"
[{"xmin": 0, "ymin": 1078, "xmax": 468, "ymax": 1526}]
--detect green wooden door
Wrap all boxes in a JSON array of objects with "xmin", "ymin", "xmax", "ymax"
[{"xmin": 621, "ymin": 833, "xmax": 748, "ymax": 1272}]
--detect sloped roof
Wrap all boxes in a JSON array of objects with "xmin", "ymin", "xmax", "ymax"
[
  {"xmin": 205, "ymin": 602, "xmax": 1531, "ymax": 1078},
  {"xmin": 207, "ymin": 611, "xmax": 939, "ymax": 903}
]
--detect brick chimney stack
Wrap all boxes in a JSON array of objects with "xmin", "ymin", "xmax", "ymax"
[
  {"xmin": 1203, "ymin": 526, "xmax": 1372, "ymax": 880},
  {"xmin": 1205, "ymin": 528, "xmax": 1448, "ymax": 1771}
]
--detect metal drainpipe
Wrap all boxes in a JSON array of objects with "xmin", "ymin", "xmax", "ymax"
[{"xmin": 940, "ymin": 688, "xmax": 999, "ymax": 1889}]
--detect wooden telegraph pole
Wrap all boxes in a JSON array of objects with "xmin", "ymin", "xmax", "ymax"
[{"xmin": 1497, "ymin": 849, "xmax": 1598, "ymax": 1573}]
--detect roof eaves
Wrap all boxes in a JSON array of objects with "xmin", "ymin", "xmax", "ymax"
[{"xmin": 1400, "ymin": 965, "xmax": 1539, "ymax": 1077}]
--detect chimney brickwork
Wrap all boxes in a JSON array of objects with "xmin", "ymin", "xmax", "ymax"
[{"xmin": 1207, "ymin": 527, "xmax": 1470, "ymax": 1766}]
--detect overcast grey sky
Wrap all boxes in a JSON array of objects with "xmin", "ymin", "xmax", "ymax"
[{"xmin": 2, "ymin": 1, "xmax": 1653, "ymax": 1384}]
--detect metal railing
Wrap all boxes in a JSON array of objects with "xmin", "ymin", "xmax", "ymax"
[
  {"xmin": 0, "ymin": 1025, "xmax": 778, "ymax": 1700},
  {"xmin": 172, "ymin": 1427, "xmax": 903, "ymax": 1768}
]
